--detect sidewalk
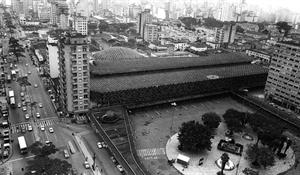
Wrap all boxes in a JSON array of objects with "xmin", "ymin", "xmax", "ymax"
[{"xmin": 74, "ymin": 133, "xmax": 102, "ymax": 175}]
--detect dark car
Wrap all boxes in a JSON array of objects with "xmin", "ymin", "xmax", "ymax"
[{"xmin": 21, "ymin": 126, "xmax": 26, "ymax": 133}]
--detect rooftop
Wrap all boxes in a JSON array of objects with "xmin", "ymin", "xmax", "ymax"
[
  {"xmin": 90, "ymin": 64, "xmax": 267, "ymax": 93},
  {"xmin": 91, "ymin": 52, "xmax": 253, "ymax": 76}
]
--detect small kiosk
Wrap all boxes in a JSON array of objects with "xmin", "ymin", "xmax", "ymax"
[{"xmin": 176, "ymin": 154, "xmax": 190, "ymax": 167}]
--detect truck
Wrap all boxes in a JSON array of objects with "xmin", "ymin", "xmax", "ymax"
[{"xmin": 18, "ymin": 136, "xmax": 27, "ymax": 154}]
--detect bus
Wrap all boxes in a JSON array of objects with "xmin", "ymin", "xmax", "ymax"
[
  {"xmin": 10, "ymin": 97, "xmax": 16, "ymax": 108},
  {"xmin": 8, "ymin": 90, "xmax": 14, "ymax": 98},
  {"xmin": 18, "ymin": 136, "xmax": 28, "ymax": 154}
]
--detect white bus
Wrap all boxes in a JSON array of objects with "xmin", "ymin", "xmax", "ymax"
[
  {"xmin": 8, "ymin": 90, "xmax": 14, "ymax": 98},
  {"xmin": 18, "ymin": 136, "xmax": 28, "ymax": 154}
]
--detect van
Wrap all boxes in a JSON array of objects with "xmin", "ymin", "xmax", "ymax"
[{"xmin": 64, "ymin": 149, "xmax": 70, "ymax": 158}]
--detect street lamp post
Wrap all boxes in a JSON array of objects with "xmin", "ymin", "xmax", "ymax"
[{"xmin": 170, "ymin": 102, "xmax": 177, "ymax": 137}]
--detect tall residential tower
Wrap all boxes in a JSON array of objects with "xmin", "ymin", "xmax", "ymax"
[{"xmin": 58, "ymin": 33, "xmax": 90, "ymax": 118}]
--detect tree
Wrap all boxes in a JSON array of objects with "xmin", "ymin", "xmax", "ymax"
[
  {"xmin": 222, "ymin": 109, "xmax": 246, "ymax": 133},
  {"xmin": 202, "ymin": 112, "xmax": 221, "ymax": 129},
  {"xmin": 25, "ymin": 156, "xmax": 72, "ymax": 175},
  {"xmin": 9, "ymin": 37, "xmax": 25, "ymax": 62},
  {"xmin": 178, "ymin": 120, "xmax": 213, "ymax": 152},
  {"xmin": 246, "ymin": 144, "xmax": 275, "ymax": 168},
  {"xmin": 218, "ymin": 153, "xmax": 230, "ymax": 175},
  {"xmin": 236, "ymin": 25, "xmax": 245, "ymax": 33},
  {"xmin": 276, "ymin": 21, "xmax": 292, "ymax": 38},
  {"xmin": 29, "ymin": 141, "xmax": 58, "ymax": 157},
  {"xmin": 25, "ymin": 142, "xmax": 71, "ymax": 174}
]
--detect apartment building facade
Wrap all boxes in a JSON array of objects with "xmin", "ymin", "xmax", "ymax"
[
  {"xmin": 58, "ymin": 33, "xmax": 90, "ymax": 118},
  {"xmin": 265, "ymin": 42, "xmax": 300, "ymax": 113}
]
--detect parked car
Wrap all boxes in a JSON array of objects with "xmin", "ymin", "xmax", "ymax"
[
  {"xmin": 28, "ymin": 124, "xmax": 33, "ymax": 131},
  {"xmin": 22, "ymin": 106, "xmax": 27, "ymax": 111},
  {"xmin": 110, "ymin": 156, "xmax": 117, "ymax": 164},
  {"xmin": 116, "ymin": 165, "xmax": 124, "ymax": 173},
  {"xmin": 34, "ymin": 84, "xmax": 38, "ymax": 88},
  {"xmin": 49, "ymin": 127, "xmax": 54, "ymax": 133},
  {"xmin": 83, "ymin": 161, "xmax": 90, "ymax": 169},
  {"xmin": 25, "ymin": 114, "xmax": 30, "ymax": 119},
  {"xmin": 97, "ymin": 142, "xmax": 102, "ymax": 149},
  {"xmin": 39, "ymin": 103, "xmax": 43, "ymax": 108},
  {"xmin": 36, "ymin": 112, "xmax": 40, "ymax": 118},
  {"xmin": 17, "ymin": 103, "xmax": 21, "ymax": 108},
  {"xmin": 41, "ymin": 125, "xmax": 45, "ymax": 131},
  {"xmin": 63, "ymin": 149, "xmax": 70, "ymax": 158}
]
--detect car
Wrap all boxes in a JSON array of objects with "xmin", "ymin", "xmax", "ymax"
[
  {"xmin": 49, "ymin": 127, "xmax": 54, "ymax": 133},
  {"xmin": 25, "ymin": 63, "xmax": 29, "ymax": 66},
  {"xmin": 41, "ymin": 125, "xmax": 45, "ymax": 131},
  {"xmin": 17, "ymin": 103, "xmax": 21, "ymax": 108},
  {"xmin": 22, "ymin": 101, "xmax": 26, "ymax": 106},
  {"xmin": 39, "ymin": 103, "xmax": 43, "ymax": 108},
  {"xmin": 24, "ymin": 73, "xmax": 28, "ymax": 77},
  {"xmin": 20, "ymin": 92, "xmax": 25, "ymax": 97},
  {"xmin": 25, "ymin": 114, "xmax": 30, "ymax": 119},
  {"xmin": 97, "ymin": 142, "xmax": 103, "ymax": 149},
  {"xmin": 21, "ymin": 97, "xmax": 25, "ymax": 101},
  {"xmin": 21, "ymin": 126, "xmax": 26, "ymax": 133},
  {"xmin": 101, "ymin": 142, "xmax": 108, "ymax": 148},
  {"xmin": 63, "ymin": 149, "xmax": 70, "ymax": 158},
  {"xmin": 110, "ymin": 156, "xmax": 117, "ymax": 164},
  {"xmin": 83, "ymin": 161, "xmax": 90, "ymax": 169},
  {"xmin": 28, "ymin": 71, "xmax": 31, "ymax": 74},
  {"xmin": 45, "ymin": 140, "xmax": 52, "ymax": 146},
  {"xmin": 36, "ymin": 112, "xmax": 40, "ymax": 118},
  {"xmin": 22, "ymin": 106, "xmax": 27, "ymax": 111},
  {"xmin": 116, "ymin": 165, "xmax": 124, "ymax": 173},
  {"xmin": 28, "ymin": 124, "xmax": 33, "ymax": 131},
  {"xmin": 34, "ymin": 84, "xmax": 38, "ymax": 88}
]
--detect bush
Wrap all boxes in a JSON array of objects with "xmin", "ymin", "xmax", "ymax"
[{"xmin": 202, "ymin": 112, "xmax": 221, "ymax": 129}]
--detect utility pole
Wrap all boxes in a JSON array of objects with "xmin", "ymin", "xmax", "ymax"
[{"xmin": 92, "ymin": 152, "xmax": 96, "ymax": 170}]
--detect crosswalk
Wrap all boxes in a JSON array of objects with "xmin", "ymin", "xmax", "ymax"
[
  {"xmin": 11, "ymin": 118, "xmax": 59, "ymax": 134},
  {"xmin": 137, "ymin": 148, "xmax": 166, "ymax": 160}
]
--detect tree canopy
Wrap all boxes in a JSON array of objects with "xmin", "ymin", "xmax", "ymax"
[
  {"xmin": 202, "ymin": 112, "xmax": 221, "ymax": 129},
  {"xmin": 9, "ymin": 37, "xmax": 25, "ymax": 61},
  {"xmin": 25, "ymin": 142, "xmax": 72, "ymax": 174},
  {"xmin": 29, "ymin": 141, "xmax": 58, "ymax": 157},
  {"xmin": 25, "ymin": 156, "xmax": 72, "ymax": 175},
  {"xmin": 178, "ymin": 120, "xmax": 213, "ymax": 152},
  {"xmin": 246, "ymin": 144, "xmax": 275, "ymax": 168},
  {"xmin": 276, "ymin": 21, "xmax": 292, "ymax": 36},
  {"xmin": 222, "ymin": 109, "xmax": 247, "ymax": 133}
]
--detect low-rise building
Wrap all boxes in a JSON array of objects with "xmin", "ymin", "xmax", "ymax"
[{"xmin": 246, "ymin": 49, "xmax": 272, "ymax": 63}]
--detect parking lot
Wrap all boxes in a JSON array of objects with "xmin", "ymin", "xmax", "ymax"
[{"xmin": 129, "ymin": 96, "xmax": 254, "ymax": 175}]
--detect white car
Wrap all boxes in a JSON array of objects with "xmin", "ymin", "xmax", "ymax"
[
  {"xmin": 83, "ymin": 161, "xmax": 90, "ymax": 169},
  {"xmin": 25, "ymin": 63, "xmax": 29, "ymax": 66},
  {"xmin": 97, "ymin": 142, "xmax": 102, "ymax": 149},
  {"xmin": 28, "ymin": 71, "xmax": 31, "ymax": 74},
  {"xmin": 22, "ymin": 106, "xmax": 27, "ymax": 111},
  {"xmin": 34, "ymin": 84, "xmax": 38, "ymax": 88},
  {"xmin": 41, "ymin": 125, "xmax": 45, "ymax": 131},
  {"xmin": 45, "ymin": 140, "xmax": 51, "ymax": 146},
  {"xmin": 39, "ymin": 103, "xmax": 43, "ymax": 108},
  {"xmin": 36, "ymin": 112, "xmax": 40, "ymax": 118},
  {"xmin": 116, "ymin": 165, "xmax": 124, "ymax": 173},
  {"xmin": 17, "ymin": 103, "xmax": 21, "ymax": 108},
  {"xmin": 28, "ymin": 124, "xmax": 33, "ymax": 131},
  {"xmin": 25, "ymin": 114, "xmax": 30, "ymax": 119},
  {"xmin": 49, "ymin": 127, "xmax": 54, "ymax": 133}
]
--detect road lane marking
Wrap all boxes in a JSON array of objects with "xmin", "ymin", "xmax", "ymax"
[{"xmin": 7, "ymin": 155, "xmax": 36, "ymax": 163}]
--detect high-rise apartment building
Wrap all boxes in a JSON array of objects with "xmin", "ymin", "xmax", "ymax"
[
  {"xmin": 50, "ymin": 0, "xmax": 69, "ymax": 29},
  {"xmin": 58, "ymin": 33, "xmax": 90, "ymax": 118},
  {"xmin": 137, "ymin": 9, "xmax": 152, "ymax": 39},
  {"xmin": 72, "ymin": 14, "xmax": 88, "ymax": 36},
  {"xmin": 129, "ymin": 4, "xmax": 142, "ymax": 19},
  {"xmin": 265, "ymin": 42, "xmax": 300, "ymax": 113},
  {"xmin": 144, "ymin": 24, "xmax": 159, "ymax": 42}
]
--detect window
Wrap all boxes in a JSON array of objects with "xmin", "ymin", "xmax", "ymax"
[{"xmin": 83, "ymin": 66, "xmax": 87, "ymax": 70}]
